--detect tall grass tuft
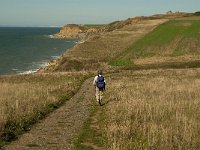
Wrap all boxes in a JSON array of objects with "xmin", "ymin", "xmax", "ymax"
[{"xmin": 104, "ymin": 69, "xmax": 200, "ymax": 149}]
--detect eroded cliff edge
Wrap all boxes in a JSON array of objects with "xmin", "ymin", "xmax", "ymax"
[{"xmin": 53, "ymin": 24, "xmax": 101, "ymax": 40}]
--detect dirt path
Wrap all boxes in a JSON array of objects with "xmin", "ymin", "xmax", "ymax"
[
  {"xmin": 4, "ymin": 77, "xmax": 94, "ymax": 150},
  {"xmin": 3, "ymin": 19, "xmax": 169, "ymax": 150}
]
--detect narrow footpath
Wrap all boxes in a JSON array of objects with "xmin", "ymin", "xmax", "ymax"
[{"xmin": 4, "ymin": 78, "xmax": 94, "ymax": 150}]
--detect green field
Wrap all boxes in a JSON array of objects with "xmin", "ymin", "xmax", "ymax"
[{"xmin": 112, "ymin": 19, "xmax": 200, "ymax": 66}]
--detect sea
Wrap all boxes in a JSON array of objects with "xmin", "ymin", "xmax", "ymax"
[{"xmin": 0, "ymin": 27, "xmax": 77, "ymax": 75}]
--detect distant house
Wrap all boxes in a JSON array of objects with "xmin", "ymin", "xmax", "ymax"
[{"xmin": 166, "ymin": 11, "xmax": 173, "ymax": 15}]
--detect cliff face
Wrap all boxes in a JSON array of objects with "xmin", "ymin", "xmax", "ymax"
[
  {"xmin": 54, "ymin": 24, "xmax": 99, "ymax": 39},
  {"xmin": 54, "ymin": 24, "xmax": 84, "ymax": 38}
]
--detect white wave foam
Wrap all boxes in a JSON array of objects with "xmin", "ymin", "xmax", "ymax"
[
  {"xmin": 51, "ymin": 56, "xmax": 59, "ymax": 59},
  {"xmin": 19, "ymin": 61, "xmax": 49, "ymax": 75},
  {"xmin": 12, "ymin": 68, "xmax": 18, "ymax": 71},
  {"xmin": 36, "ymin": 61, "xmax": 49, "ymax": 68},
  {"xmin": 19, "ymin": 70, "xmax": 38, "ymax": 75},
  {"xmin": 48, "ymin": 35, "xmax": 55, "ymax": 38}
]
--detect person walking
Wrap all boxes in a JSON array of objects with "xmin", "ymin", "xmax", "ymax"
[{"xmin": 93, "ymin": 70, "xmax": 106, "ymax": 105}]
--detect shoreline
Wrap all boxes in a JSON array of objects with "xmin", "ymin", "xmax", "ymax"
[
  {"xmin": 0, "ymin": 41, "xmax": 79, "ymax": 76},
  {"xmin": 0, "ymin": 26, "xmax": 80, "ymax": 76},
  {"xmin": 36, "ymin": 39, "xmax": 84, "ymax": 74},
  {"xmin": 1, "ymin": 13, "xmax": 195, "ymax": 76}
]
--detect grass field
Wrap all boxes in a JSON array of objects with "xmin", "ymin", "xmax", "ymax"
[
  {"xmin": 103, "ymin": 68, "xmax": 200, "ymax": 149},
  {"xmin": 112, "ymin": 19, "xmax": 200, "ymax": 67},
  {"xmin": 0, "ymin": 72, "xmax": 87, "ymax": 144},
  {"xmin": 63, "ymin": 16, "xmax": 200, "ymax": 149}
]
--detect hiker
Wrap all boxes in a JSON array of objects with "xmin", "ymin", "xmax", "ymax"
[{"xmin": 93, "ymin": 70, "xmax": 106, "ymax": 105}]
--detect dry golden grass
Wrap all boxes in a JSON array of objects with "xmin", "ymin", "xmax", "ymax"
[
  {"xmin": 0, "ymin": 82, "xmax": 55, "ymax": 123},
  {"xmin": 104, "ymin": 69, "xmax": 200, "ymax": 149},
  {"xmin": 134, "ymin": 55, "xmax": 200, "ymax": 65},
  {"xmin": 0, "ymin": 72, "xmax": 87, "ymax": 137}
]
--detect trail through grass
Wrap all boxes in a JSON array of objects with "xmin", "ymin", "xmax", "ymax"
[
  {"xmin": 0, "ymin": 72, "xmax": 88, "ymax": 145},
  {"xmin": 75, "ymin": 100, "xmax": 107, "ymax": 150}
]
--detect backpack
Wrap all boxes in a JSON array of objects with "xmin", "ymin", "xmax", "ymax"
[{"xmin": 97, "ymin": 75, "xmax": 105, "ymax": 90}]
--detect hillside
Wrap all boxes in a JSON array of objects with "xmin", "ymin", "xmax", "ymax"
[
  {"xmin": 112, "ymin": 18, "xmax": 200, "ymax": 68},
  {"xmin": 40, "ymin": 12, "xmax": 200, "ymax": 149},
  {"xmin": 38, "ymin": 12, "xmax": 197, "ymax": 73},
  {"xmin": 2, "ymin": 12, "xmax": 200, "ymax": 149}
]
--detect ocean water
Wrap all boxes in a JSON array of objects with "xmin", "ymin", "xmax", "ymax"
[{"xmin": 0, "ymin": 27, "xmax": 77, "ymax": 75}]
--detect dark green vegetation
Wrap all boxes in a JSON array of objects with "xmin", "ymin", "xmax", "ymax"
[{"xmin": 112, "ymin": 19, "xmax": 200, "ymax": 67}]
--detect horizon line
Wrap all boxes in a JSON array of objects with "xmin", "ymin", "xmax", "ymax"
[{"xmin": 0, "ymin": 25, "xmax": 62, "ymax": 28}]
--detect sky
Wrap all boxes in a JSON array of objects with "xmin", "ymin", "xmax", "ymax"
[{"xmin": 0, "ymin": 0, "xmax": 199, "ymax": 27}]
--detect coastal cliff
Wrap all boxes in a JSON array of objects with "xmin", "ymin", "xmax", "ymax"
[
  {"xmin": 54, "ymin": 24, "xmax": 84, "ymax": 38},
  {"xmin": 39, "ymin": 11, "xmax": 193, "ymax": 73},
  {"xmin": 53, "ymin": 24, "xmax": 99, "ymax": 39}
]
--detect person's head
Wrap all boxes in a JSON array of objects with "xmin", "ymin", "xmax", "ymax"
[{"xmin": 98, "ymin": 70, "xmax": 103, "ymax": 75}]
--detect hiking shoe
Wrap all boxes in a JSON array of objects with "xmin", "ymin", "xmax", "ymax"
[{"xmin": 99, "ymin": 99, "xmax": 102, "ymax": 106}]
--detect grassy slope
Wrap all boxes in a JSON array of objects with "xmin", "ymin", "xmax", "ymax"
[
  {"xmin": 41, "ymin": 19, "xmax": 165, "ymax": 72},
  {"xmin": 75, "ymin": 16, "xmax": 200, "ymax": 149},
  {"xmin": 103, "ymin": 69, "xmax": 200, "ymax": 149},
  {"xmin": 0, "ymin": 72, "xmax": 88, "ymax": 146},
  {"xmin": 112, "ymin": 19, "xmax": 200, "ymax": 67}
]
